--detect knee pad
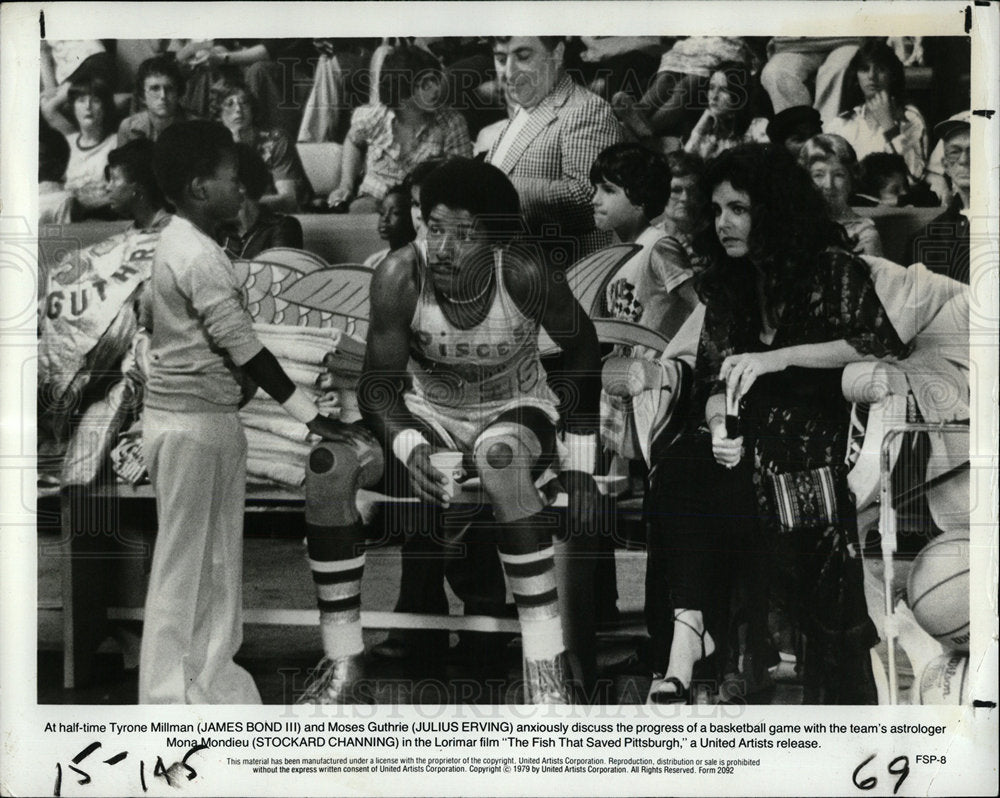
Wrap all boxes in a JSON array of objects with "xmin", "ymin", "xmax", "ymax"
[
  {"xmin": 473, "ymin": 423, "xmax": 544, "ymax": 522},
  {"xmin": 306, "ymin": 441, "xmax": 363, "ymax": 528}
]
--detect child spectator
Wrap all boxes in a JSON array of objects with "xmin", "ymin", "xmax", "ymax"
[
  {"xmin": 765, "ymin": 105, "xmax": 823, "ymax": 159},
  {"xmin": 118, "ymin": 55, "xmax": 197, "ymax": 144},
  {"xmin": 856, "ymin": 152, "xmax": 910, "ymax": 206},
  {"xmin": 139, "ymin": 120, "xmax": 358, "ymax": 703},
  {"xmin": 362, "ymin": 185, "xmax": 417, "ymax": 269},
  {"xmin": 799, "ymin": 133, "xmax": 883, "ymax": 256},
  {"xmin": 327, "ymin": 44, "xmax": 472, "ymax": 213},
  {"xmin": 40, "ymin": 75, "xmax": 119, "ymax": 219},
  {"xmin": 217, "ymin": 144, "xmax": 304, "ymax": 260},
  {"xmin": 591, "ymin": 143, "xmax": 699, "ymax": 460},
  {"xmin": 857, "ymin": 151, "xmax": 940, "ymax": 208},
  {"xmin": 105, "ymin": 138, "xmax": 171, "ymax": 230},
  {"xmin": 214, "ymin": 81, "xmax": 307, "ymax": 212}
]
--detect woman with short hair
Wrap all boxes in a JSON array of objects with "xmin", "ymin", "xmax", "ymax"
[{"xmin": 799, "ymin": 133, "xmax": 883, "ymax": 255}]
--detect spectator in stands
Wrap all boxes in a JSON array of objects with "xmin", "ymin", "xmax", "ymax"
[
  {"xmin": 799, "ymin": 134, "xmax": 883, "ymax": 256},
  {"xmin": 659, "ymin": 151, "xmax": 711, "ymax": 272},
  {"xmin": 759, "ymin": 36, "xmax": 861, "ymax": 125},
  {"xmin": 405, "ymin": 158, "xmax": 447, "ymax": 245},
  {"xmin": 118, "ymin": 55, "xmax": 196, "ymax": 144},
  {"xmin": 487, "ymin": 36, "xmax": 623, "ymax": 263},
  {"xmin": 40, "ymin": 39, "xmax": 115, "ymax": 94},
  {"xmin": 589, "ymin": 145, "xmax": 706, "ymax": 705},
  {"xmin": 765, "ymin": 105, "xmax": 822, "ymax": 159},
  {"xmin": 575, "ymin": 36, "xmax": 662, "ymax": 102},
  {"xmin": 40, "ymin": 75, "xmax": 119, "ymax": 219},
  {"xmin": 38, "ymin": 117, "xmax": 74, "ymax": 225},
  {"xmin": 327, "ymin": 44, "xmax": 472, "ymax": 214},
  {"xmin": 215, "ymin": 81, "xmax": 307, "ymax": 212},
  {"xmin": 826, "ymin": 39, "xmax": 928, "ymax": 185},
  {"xmin": 362, "ymin": 185, "xmax": 417, "ymax": 269},
  {"xmin": 592, "ymin": 144, "xmax": 697, "ymax": 339},
  {"xmin": 105, "ymin": 138, "xmax": 171, "ymax": 230},
  {"xmin": 683, "ymin": 61, "xmax": 769, "ymax": 160},
  {"xmin": 172, "ymin": 39, "xmax": 312, "ymax": 139},
  {"xmin": 907, "ymin": 111, "xmax": 970, "ymax": 283},
  {"xmin": 589, "ymin": 144, "xmax": 699, "ymax": 695},
  {"xmin": 856, "ymin": 152, "xmax": 911, "ymax": 207},
  {"xmin": 612, "ymin": 36, "xmax": 758, "ymax": 144},
  {"xmin": 217, "ymin": 144, "xmax": 303, "ymax": 260},
  {"xmin": 591, "ymin": 141, "xmax": 699, "ymax": 492},
  {"xmin": 689, "ymin": 144, "xmax": 907, "ymax": 704}
]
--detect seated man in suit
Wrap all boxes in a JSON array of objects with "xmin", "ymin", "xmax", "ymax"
[{"xmin": 487, "ymin": 37, "xmax": 624, "ymax": 267}]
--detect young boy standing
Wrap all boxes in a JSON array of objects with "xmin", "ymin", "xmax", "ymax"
[{"xmin": 141, "ymin": 121, "xmax": 366, "ymax": 703}]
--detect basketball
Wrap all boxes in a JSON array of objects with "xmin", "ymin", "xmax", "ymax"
[
  {"xmin": 907, "ymin": 529, "xmax": 969, "ymax": 651},
  {"xmin": 917, "ymin": 652, "xmax": 969, "ymax": 705}
]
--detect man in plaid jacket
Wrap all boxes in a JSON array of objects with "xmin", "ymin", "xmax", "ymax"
[{"xmin": 488, "ymin": 37, "xmax": 625, "ymax": 267}]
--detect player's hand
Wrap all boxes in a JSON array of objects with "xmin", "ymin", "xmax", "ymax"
[
  {"xmin": 720, "ymin": 350, "xmax": 787, "ymax": 402},
  {"xmin": 307, "ymin": 414, "xmax": 370, "ymax": 446},
  {"xmin": 563, "ymin": 469, "xmax": 601, "ymax": 537},
  {"xmin": 405, "ymin": 444, "xmax": 451, "ymax": 507}
]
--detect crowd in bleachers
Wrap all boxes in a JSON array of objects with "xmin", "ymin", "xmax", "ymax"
[
  {"xmin": 39, "ymin": 35, "xmax": 971, "ymax": 282},
  {"xmin": 38, "ymin": 35, "xmax": 972, "ymax": 707}
]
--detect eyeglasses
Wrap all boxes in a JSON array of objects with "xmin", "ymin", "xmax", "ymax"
[{"xmin": 943, "ymin": 146, "xmax": 971, "ymax": 165}]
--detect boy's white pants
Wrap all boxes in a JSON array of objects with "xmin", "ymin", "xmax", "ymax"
[{"xmin": 139, "ymin": 408, "xmax": 261, "ymax": 704}]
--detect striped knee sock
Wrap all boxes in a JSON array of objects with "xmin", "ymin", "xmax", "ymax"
[
  {"xmin": 307, "ymin": 550, "xmax": 365, "ymax": 659},
  {"xmin": 499, "ymin": 545, "xmax": 564, "ymax": 661},
  {"xmin": 305, "ymin": 443, "xmax": 369, "ymax": 660}
]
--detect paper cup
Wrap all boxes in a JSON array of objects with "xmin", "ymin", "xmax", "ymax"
[{"xmin": 429, "ymin": 450, "xmax": 464, "ymax": 501}]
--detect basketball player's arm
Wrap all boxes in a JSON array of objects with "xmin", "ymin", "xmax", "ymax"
[
  {"xmin": 359, "ymin": 252, "xmax": 450, "ymax": 505},
  {"xmin": 507, "ymin": 250, "xmax": 603, "ymax": 533}
]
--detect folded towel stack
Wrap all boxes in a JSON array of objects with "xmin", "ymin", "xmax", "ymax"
[{"xmin": 240, "ymin": 323, "xmax": 367, "ymax": 487}]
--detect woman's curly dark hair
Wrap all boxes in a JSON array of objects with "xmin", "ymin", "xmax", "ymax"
[
  {"xmin": 839, "ymin": 38, "xmax": 907, "ymax": 114},
  {"xmin": 694, "ymin": 143, "xmax": 850, "ymax": 325},
  {"xmin": 589, "ymin": 142, "xmax": 672, "ymax": 220}
]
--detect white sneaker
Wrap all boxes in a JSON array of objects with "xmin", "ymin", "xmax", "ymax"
[
  {"xmin": 296, "ymin": 653, "xmax": 371, "ymax": 705},
  {"xmin": 523, "ymin": 652, "xmax": 573, "ymax": 704}
]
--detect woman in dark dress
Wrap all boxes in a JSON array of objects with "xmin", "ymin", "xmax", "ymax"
[
  {"xmin": 646, "ymin": 143, "xmax": 908, "ymax": 705},
  {"xmin": 691, "ymin": 144, "xmax": 908, "ymax": 704}
]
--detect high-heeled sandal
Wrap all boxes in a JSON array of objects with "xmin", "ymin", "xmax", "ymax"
[{"xmin": 647, "ymin": 611, "xmax": 716, "ymax": 705}]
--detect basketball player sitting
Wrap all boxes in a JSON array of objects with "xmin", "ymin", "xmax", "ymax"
[{"xmin": 298, "ymin": 157, "xmax": 605, "ymax": 705}]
